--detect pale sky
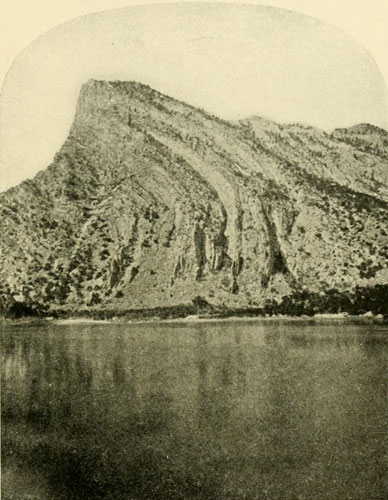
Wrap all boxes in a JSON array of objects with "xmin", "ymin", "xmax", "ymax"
[{"xmin": 1, "ymin": 1, "xmax": 388, "ymax": 192}]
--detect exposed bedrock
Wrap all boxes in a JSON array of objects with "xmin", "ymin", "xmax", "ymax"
[{"xmin": 1, "ymin": 79, "xmax": 387, "ymax": 312}]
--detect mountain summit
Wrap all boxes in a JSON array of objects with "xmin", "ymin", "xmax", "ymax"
[{"xmin": 1, "ymin": 80, "xmax": 388, "ymax": 317}]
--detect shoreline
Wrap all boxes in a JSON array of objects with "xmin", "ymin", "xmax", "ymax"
[{"xmin": 2, "ymin": 312, "xmax": 387, "ymax": 327}]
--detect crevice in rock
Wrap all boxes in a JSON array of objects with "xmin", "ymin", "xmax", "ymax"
[{"xmin": 194, "ymin": 224, "xmax": 207, "ymax": 280}]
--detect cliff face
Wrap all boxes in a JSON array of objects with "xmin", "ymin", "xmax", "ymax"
[{"xmin": 1, "ymin": 80, "xmax": 388, "ymax": 314}]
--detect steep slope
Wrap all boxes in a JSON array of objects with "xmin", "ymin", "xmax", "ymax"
[{"xmin": 1, "ymin": 80, "xmax": 387, "ymax": 316}]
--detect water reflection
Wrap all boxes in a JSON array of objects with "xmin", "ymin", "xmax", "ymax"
[{"xmin": 2, "ymin": 321, "xmax": 388, "ymax": 499}]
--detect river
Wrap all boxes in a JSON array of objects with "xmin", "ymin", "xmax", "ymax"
[{"xmin": 1, "ymin": 319, "xmax": 387, "ymax": 499}]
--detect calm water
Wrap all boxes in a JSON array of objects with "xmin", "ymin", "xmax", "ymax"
[{"xmin": 1, "ymin": 320, "xmax": 388, "ymax": 500}]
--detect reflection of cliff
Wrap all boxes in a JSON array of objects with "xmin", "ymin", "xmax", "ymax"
[
  {"xmin": 1, "ymin": 80, "xmax": 388, "ymax": 314},
  {"xmin": 2, "ymin": 322, "xmax": 387, "ymax": 499}
]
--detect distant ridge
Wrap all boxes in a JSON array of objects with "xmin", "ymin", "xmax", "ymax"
[{"xmin": 334, "ymin": 123, "xmax": 388, "ymax": 135}]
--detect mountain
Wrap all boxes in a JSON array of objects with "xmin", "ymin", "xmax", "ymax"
[{"xmin": 1, "ymin": 80, "xmax": 388, "ymax": 318}]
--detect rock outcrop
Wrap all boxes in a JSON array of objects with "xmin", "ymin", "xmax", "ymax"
[{"xmin": 1, "ymin": 80, "xmax": 387, "ymax": 315}]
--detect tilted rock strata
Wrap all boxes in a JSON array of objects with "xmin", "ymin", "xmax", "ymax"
[{"xmin": 1, "ymin": 80, "xmax": 387, "ymax": 313}]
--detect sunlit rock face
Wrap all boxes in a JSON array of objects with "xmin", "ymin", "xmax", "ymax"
[{"xmin": 1, "ymin": 80, "xmax": 387, "ymax": 313}]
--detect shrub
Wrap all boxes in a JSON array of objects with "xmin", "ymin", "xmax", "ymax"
[{"xmin": 192, "ymin": 296, "xmax": 210, "ymax": 309}]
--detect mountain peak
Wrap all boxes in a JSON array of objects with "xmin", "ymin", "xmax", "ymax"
[{"xmin": 79, "ymin": 78, "xmax": 171, "ymax": 101}]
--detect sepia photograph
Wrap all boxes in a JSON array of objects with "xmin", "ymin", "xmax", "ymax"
[{"xmin": 1, "ymin": 1, "xmax": 387, "ymax": 499}]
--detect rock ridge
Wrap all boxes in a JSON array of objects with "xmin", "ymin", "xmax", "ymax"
[{"xmin": 1, "ymin": 79, "xmax": 387, "ymax": 315}]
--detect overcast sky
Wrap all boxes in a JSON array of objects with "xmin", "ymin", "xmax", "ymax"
[{"xmin": 1, "ymin": 1, "xmax": 387, "ymax": 192}]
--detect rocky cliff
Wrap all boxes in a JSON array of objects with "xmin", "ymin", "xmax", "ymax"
[{"xmin": 1, "ymin": 80, "xmax": 388, "ymax": 316}]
